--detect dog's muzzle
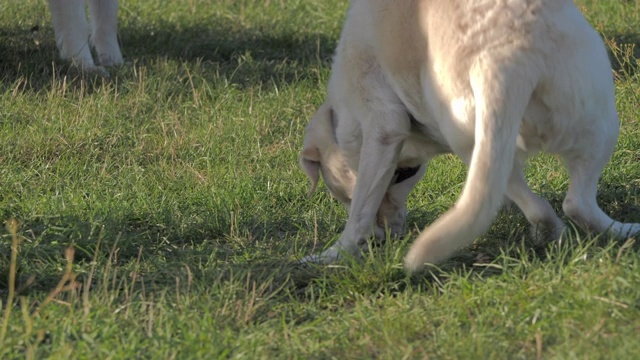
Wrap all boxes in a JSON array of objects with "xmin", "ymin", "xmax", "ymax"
[{"xmin": 393, "ymin": 166, "xmax": 420, "ymax": 184}]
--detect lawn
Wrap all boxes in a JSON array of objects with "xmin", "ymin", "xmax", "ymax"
[{"xmin": 1, "ymin": 0, "xmax": 640, "ymax": 358}]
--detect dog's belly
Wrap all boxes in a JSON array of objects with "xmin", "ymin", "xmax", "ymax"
[
  {"xmin": 518, "ymin": 97, "xmax": 554, "ymax": 154},
  {"xmin": 398, "ymin": 113, "xmax": 452, "ymax": 168},
  {"xmin": 398, "ymin": 88, "xmax": 572, "ymax": 164}
]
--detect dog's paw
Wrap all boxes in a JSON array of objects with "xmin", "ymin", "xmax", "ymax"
[
  {"xmin": 299, "ymin": 254, "xmax": 324, "ymax": 264},
  {"xmin": 300, "ymin": 247, "xmax": 341, "ymax": 265},
  {"xmin": 97, "ymin": 50, "xmax": 124, "ymax": 67},
  {"xmin": 530, "ymin": 217, "xmax": 566, "ymax": 245}
]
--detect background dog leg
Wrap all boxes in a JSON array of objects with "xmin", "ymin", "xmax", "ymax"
[
  {"xmin": 88, "ymin": 0, "xmax": 123, "ymax": 66},
  {"xmin": 49, "ymin": 0, "xmax": 97, "ymax": 70}
]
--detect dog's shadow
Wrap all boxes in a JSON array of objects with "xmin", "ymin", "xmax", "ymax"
[
  {"xmin": 607, "ymin": 31, "xmax": 640, "ymax": 79},
  {"xmin": 2, "ymin": 187, "xmax": 639, "ymax": 326}
]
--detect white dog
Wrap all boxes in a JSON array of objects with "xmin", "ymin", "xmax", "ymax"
[
  {"xmin": 300, "ymin": 0, "xmax": 640, "ymax": 274},
  {"xmin": 48, "ymin": 0, "xmax": 123, "ymax": 71}
]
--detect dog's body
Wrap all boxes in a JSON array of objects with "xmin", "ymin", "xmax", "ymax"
[
  {"xmin": 48, "ymin": 0, "xmax": 123, "ymax": 71},
  {"xmin": 301, "ymin": 0, "xmax": 640, "ymax": 273}
]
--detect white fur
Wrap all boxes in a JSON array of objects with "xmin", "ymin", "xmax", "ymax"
[
  {"xmin": 300, "ymin": 0, "xmax": 640, "ymax": 274},
  {"xmin": 48, "ymin": 0, "xmax": 123, "ymax": 71}
]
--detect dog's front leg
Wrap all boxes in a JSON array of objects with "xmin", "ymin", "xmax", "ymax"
[
  {"xmin": 308, "ymin": 120, "xmax": 408, "ymax": 263},
  {"xmin": 376, "ymin": 164, "xmax": 427, "ymax": 238}
]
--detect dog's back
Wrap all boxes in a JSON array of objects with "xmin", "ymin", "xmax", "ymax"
[{"xmin": 334, "ymin": 0, "xmax": 614, "ymax": 152}]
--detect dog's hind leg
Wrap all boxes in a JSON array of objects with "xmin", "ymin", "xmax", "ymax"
[
  {"xmin": 507, "ymin": 161, "xmax": 565, "ymax": 242},
  {"xmin": 404, "ymin": 56, "xmax": 538, "ymax": 273},
  {"xmin": 561, "ymin": 113, "xmax": 640, "ymax": 238}
]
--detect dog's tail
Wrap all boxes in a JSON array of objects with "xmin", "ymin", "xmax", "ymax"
[{"xmin": 404, "ymin": 55, "xmax": 539, "ymax": 273}]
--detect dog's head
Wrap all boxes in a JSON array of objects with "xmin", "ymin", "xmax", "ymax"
[
  {"xmin": 300, "ymin": 103, "xmax": 419, "ymax": 237},
  {"xmin": 300, "ymin": 103, "xmax": 355, "ymax": 206}
]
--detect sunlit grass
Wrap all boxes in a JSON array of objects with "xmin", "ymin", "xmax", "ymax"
[{"xmin": 1, "ymin": 0, "xmax": 639, "ymax": 358}]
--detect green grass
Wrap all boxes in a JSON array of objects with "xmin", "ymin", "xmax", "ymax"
[{"xmin": 1, "ymin": 0, "xmax": 640, "ymax": 358}]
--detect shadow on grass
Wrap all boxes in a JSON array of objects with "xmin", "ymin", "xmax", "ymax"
[
  {"xmin": 4, "ymin": 18, "xmax": 640, "ymax": 89},
  {"xmin": 0, "ymin": 205, "xmax": 335, "ymax": 298},
  {"xmin": 4, "ymin": 178, "xmax": 639, "ymax": 298},
  {"xmin": 607, "ymin": 31, "xmax": 640, "ymax": 79},
  {"xmin": 597, "ymin": 181, "xmax": 640, "ymax": 223},
  {"xmin": 2, "ymin": 202, "xmax": 639, "ymax": 329},
  {"xmin": 0, "ymin": 16, "xmax": 337, "ymax": 91}
]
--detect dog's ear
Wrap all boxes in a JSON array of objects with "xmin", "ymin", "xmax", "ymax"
[
  {"xmin": 300, "ymin": 147, "xmax": 321, "ymax": 197},
  {"xmin": 300, "ymin": 103, "xmax": 334, "ymax": 197}
]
